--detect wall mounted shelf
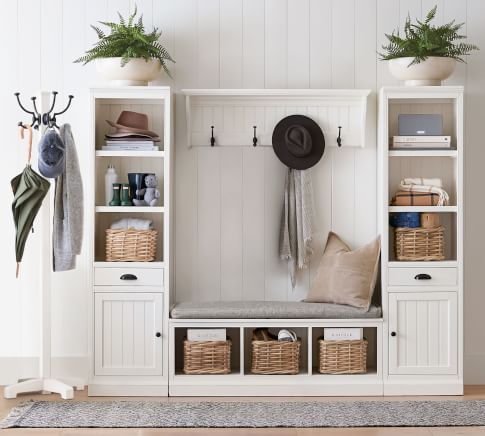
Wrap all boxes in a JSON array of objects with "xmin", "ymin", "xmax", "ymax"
[{"xmin": 183, "ymin": 89, "xmax": 371, "ymax": 149}]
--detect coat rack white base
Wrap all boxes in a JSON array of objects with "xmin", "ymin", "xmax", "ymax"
[{"xmin": 3, "ymin": 377, "xmax": 85, "ymax": 400}]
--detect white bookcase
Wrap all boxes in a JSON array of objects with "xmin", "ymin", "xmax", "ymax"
[
  {"xmin": 87, "ymin": 87, "xmax": 172, "ymax": 396},
  {"xmin": 378, "ymin": 86, "xmax": 463, "ymax": 395}
]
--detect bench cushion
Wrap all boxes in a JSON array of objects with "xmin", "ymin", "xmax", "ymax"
[{"xmin": 170, "ymin": 301, "xmax": 382, "ymax": 319}]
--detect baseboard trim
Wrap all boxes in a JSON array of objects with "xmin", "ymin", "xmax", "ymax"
[
  {"xmin": 0, "ymin": 356, "xmax": 88, "ymax": 386},
  {"xmin": 88, "ymin": 384, "xmax": 168, "ymax": 396},
  {"xmin": 384, "ymin": 381, "xmax": 464, "ymax": 396}
]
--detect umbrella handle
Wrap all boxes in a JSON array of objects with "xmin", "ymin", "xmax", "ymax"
[{"xmin": 19, "ymin": 124, "xmax": 33, "ymax": 164}]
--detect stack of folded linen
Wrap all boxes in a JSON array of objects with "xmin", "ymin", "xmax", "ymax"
[
  {"xmin": 392, "ymin": 177, "xmax": 449, "ymax": 206},
  {"xmin": 110, "ymin": 218, "xmax": 153, "ymax": 230}
]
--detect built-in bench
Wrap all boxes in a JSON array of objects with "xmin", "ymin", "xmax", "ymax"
[{"xmin": 170, "ymin": 300, "xmax": 382, "ymax": 319}]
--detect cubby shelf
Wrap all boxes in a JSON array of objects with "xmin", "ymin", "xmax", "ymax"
[
  {"xmin": 388, "ymin": 206, "xmax": 457, "ymax": 213},
  {"xmin": 93, "ymin": 261, "xmax": 165, "ymax": 268},
  {"xmin": 95, "ymin": 150, "xmax": 165, "ymax": 158},
  {"xmin": 95, "ymin": 206, "xmax": 165, "ymax": 213}
]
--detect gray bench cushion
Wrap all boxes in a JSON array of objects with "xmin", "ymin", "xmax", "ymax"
[{"xmin": 170, "ymin": 301, "xmax": 382, "ymax": 319}]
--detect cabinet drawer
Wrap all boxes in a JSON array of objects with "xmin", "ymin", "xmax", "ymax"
[
  {"xmin": 94, "ymin": 267, "xmax": 164, "ymax": 287},
  {"xmin": 388, "ymin": 267, "xmax": 457, "ymax": 287}
]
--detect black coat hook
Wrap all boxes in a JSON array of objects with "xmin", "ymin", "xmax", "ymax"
[
  {"xmin": 253, "ymin": 126, "xmax": 258, "ymax": 147},
  {"xmin": 14, "ymin": 90, "xmax": 74, "ymax": 130},
  {"xmin": 210, "ymin": 126, "xmax": 215, "ymax": 147},
  {"xmin": 337, "ymin": 126, "xmax": 342, "ymax": 147}
]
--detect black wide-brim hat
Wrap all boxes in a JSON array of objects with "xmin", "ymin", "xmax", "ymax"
[{"xmin": 272, "ymin": 115, "xmax": 325, "ymax": 170}]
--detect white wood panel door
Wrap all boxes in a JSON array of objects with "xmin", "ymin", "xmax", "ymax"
[
  {"xmin": 389, "ymin": 292, "xmax": 457, "ymax": 375},
  {"xmin": 95, "ymin": 293, "xmax": 163, "ymax": 376}
]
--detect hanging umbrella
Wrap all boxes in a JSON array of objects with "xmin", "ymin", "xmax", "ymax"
[{"xmin": 11, "ymin": 126, "xmax": 50, "ymax": 277}]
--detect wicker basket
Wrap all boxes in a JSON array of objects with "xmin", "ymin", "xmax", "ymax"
[
  {"xmin": 105, "ymin": 229, "xmax": 157, "ymax": 262},
  {"xmin": 394, "ymin": 225, "xmax": 445, "ymax": 261},
  {"xmin": 318, "ymin": 339, "xmax": 367, "ymax": 374},
  {"xmin": 251, "ymin": 339, "xmax": 301, "ymax": 375},
  {"xmin": 183, "ymin": 339, "xmax": 231, "ymax": 375}
]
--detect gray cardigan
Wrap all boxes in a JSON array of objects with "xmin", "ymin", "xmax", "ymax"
[{"xmin": 53, "ymin": 124, "xmax": 83, "ymax": 271}]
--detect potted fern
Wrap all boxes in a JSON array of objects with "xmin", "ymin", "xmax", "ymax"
[
  {"xmin": 379, "ymin": 6, "xmax": 478, "ymax": 86},
  {"xmin": 75, "ymin": 7, "xmax": 174, "ymax": 85}
]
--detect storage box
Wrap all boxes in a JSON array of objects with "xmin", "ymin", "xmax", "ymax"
[
  {"xmin": 420, "ymin": 213, "xmax": 440, "ymax": 229},
  {"xmin": 105, "ymin": 229, "xmax": 157, "ymax": 262},
  {"xmin": 318, "ymin": 339, "xmax": 367, "ymax": 374},
  {"xmin": 394, "ymin": 226, "xmax": 445, "ymax": 261},
  {"xmin": 183, "ymin": 339, "xmax": 231, "ymax": 375},
  {"xmin": 391, "ymin": 191, "xmax": 440, "ymax": 206},
  {"xmin": 251, "ymin": 339, "xmax": 301, "ymax": 375}
]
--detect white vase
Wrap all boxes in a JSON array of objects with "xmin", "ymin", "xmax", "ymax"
[
  {"xmin": 96, "ymin": 58, "xmax": 162, "ymax": 86},
  {"xmin": 388, "ymin": 57, "xmax": 456, "ymax": 86}
]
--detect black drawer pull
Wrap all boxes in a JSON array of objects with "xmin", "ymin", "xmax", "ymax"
[
  {"xmin": 120, "ymin": 274, "xmax": 138, "ymax": 281},
  {"xmin": 390, "ymin": 331, "xmax": 397, "ymax": 337},
  {"xmin": 155, "ymin": 332, "xmax": 161, "ymax": 338},
  {"xmin": 414, "ymin": 273, "xmax": 432, "ymax": 280}
]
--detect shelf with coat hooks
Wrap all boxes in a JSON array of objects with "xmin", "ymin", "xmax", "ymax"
[
  {"xmin": 183, "ymin": 89, "xmax": 370, "ymax": 149},
  {"xmin": 15, "ymin": 90, "xmax": 73, "ymax": 130}
]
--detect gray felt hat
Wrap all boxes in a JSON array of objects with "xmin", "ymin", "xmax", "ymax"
[{"xmin": 38, "ymin": 129, "xmax": 65, "ymax": 179}]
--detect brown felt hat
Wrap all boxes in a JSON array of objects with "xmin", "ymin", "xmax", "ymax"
[
  {"xmin": 106, "ymin": 111, "xmax": 159, "ymax": 138},
  {"xmin": 272, "ymin": 115, "xmax": 325, "ymax": 170}
]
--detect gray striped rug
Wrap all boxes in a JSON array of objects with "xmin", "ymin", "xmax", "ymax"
[{"xmin": 2, "ymin": 400, "xmax": 485, "ymax": 428}]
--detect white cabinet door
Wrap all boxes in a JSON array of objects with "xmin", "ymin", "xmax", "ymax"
[
  {"xmin": 95, "ymin": 293, "xmax": 163, "ymax": 376},
  {"xmin": 389, "ymin": 292, "xmax": 457, "ymax": 375}
]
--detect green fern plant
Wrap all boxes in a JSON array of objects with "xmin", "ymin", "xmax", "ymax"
[
  {"xmin": 74, "ymin": 7, "xmax": 175, "ymax": 77},
  {"xmin": 379, "ymin": 5, "xmax": 478, "ymax": 65}
]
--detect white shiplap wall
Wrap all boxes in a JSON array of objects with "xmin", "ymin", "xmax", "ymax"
[{"xmin": 0, "ymin": 0, "xmax": 484, "ymax": 384}]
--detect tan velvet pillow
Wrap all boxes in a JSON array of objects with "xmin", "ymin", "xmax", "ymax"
[{"xmin": 306, "ymin": 232, "xmax": 380, "ymax": 311}]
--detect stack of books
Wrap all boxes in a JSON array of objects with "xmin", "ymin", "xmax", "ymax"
[{"xmin": 102, "ymin": 135, "xmax": 161, "ymax": 151}]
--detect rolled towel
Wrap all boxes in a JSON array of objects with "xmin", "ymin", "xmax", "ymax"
[{"xmin": 110, "ymin": 218, "xmax": 153, "ymax": 230}]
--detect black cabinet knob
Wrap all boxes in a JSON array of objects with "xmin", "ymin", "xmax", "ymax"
[
  {"xmin": 120, "ymin": 274, "xmax": 138, "ymax": 281},
  {"xmin": 390, "ymin": 331, "xmax": 397, "ymax": 337},
  {"xmin": 414, "ymin": 273, "xmax": 432, "ymax": 280},
  {"xmin": 155, "ymin": 332, "xmax": 161, "ymax": 338}
]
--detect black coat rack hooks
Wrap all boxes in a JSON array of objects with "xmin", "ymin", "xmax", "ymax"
[{"xmin": 15, "ymin": 91, "xmax": 74, "ymax": 130}]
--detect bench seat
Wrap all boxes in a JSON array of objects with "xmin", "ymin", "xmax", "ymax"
[{"xmin": 170, "ymin": 301, "xmax": 382, "ymax": 319}]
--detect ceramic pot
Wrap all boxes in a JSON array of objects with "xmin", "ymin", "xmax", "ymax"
[
  {"xmin": 96, "ymin": 58, "xmax": 161, "ymax": 86},
  {"xmin": 388, "ymin": 57, "xmax": 456, "ymax": 86}
]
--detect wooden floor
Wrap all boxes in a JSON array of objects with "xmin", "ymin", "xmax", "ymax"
[{"xmin": 1, "ymin": 386, "xmax": 485, "ymax": 435}]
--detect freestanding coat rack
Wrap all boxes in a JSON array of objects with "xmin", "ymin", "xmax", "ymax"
[{"xmin": 4, "ymin": 91, "xmax": 83, "ymax": 400}]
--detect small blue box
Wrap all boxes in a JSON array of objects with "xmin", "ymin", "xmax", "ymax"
[{"xmin": 389, "ymin": 212, "xmax": 421, "ymax": 228}]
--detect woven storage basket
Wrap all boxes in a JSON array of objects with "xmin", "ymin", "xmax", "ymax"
[
  {"xmin": 394, "ymin": 225, "xmax": 445, "ymax": 261},
  {"xmin": 183, "ymin": 339, "xmax": 231, "ymax": 375},
  {"xmin": 105, "ymin": 229, "xmax": 157, "ymax": 262},
  {"xmin": 318, "ymin": 339, "xmax": 367, "ymax": 374},
  {"xmin": 251, "ymin": 339, "xmax": 301, "ymax": 375}
]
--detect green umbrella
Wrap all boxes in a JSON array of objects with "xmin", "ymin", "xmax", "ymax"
[{"xmin": 11, "ymin": 164, "xmax": 50, "ymax": 277}]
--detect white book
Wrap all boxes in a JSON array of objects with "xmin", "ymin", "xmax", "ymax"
[
  {"xmin": 323, "ymin": 328, "xmax": 363, "ymax": 341},
  {"xmin": 392, "ymin": 136, "xmax": 451, "ymax": 149},
  {"xmin": 187, "ymin": 329, "xmax": 227, "ymax": 342},
  {"xmin": 393, "ymin": 135, "xmax": 451, "ymax": 143},
  {"xmin": 101, "ymin": 146, "xmax": 160, "ymax": 151}
]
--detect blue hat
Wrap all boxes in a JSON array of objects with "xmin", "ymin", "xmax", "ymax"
[{"xmin": 38, "ymin": 130, "xmax": 65, "ymax": 178}]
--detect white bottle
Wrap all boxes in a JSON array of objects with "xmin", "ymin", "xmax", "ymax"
[{"xmin": 105, "ymin": 164, "xmax": 118, "ymax": 205}]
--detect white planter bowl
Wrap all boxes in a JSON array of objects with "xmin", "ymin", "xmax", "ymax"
[
  {"xmin": 388, "ymin": 57, "xmax": 456, "ymax": 86},
  {"xmin": 96, "ymin": 58, "xmax": 162, "ymax": 86}
]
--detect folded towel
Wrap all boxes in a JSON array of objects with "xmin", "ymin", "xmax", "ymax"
[
  {"xmin": 392, "ymin": 191, "xmax": 441, "ymax": 206},
  {"xmin": 110, "ymin": 218, "xmax": 153, "ymax": 230},
  {"xmin": 403, "ymin": 177, "xmax": 443, "ymax": 188},
  {"xmin": 279, "ymin": 168, "xmax": 314, "ymax": 288},
  {"xmin": 399, "ymin": 178, "xmax": 449, "ymax": 206}
]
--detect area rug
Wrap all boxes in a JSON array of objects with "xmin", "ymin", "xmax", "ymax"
[{"xmin": 2, "ymin": 400, "xmax": 485, "ymax": 428}]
